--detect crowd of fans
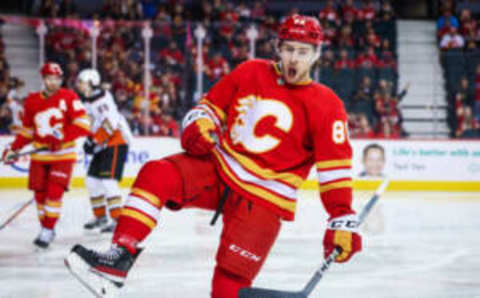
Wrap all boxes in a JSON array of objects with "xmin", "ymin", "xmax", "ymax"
[
  {"xmin": 315, "ymin": 0, "xmax": 403, "ymax": 138},
  {"xmin": 437, "ymin": 0, "xmax": 480, "ymax": 138},
  {"xmin": 0, "ymin": 23, "xmax": 24, "ymax": 135},
  {"xmin": 0, "ymin": 0, "xmax": 403, "ymax": 139}
]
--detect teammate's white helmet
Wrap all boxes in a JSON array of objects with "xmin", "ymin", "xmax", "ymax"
[{"xmin": 77, "ymin": 69, "xmax": 101, "ymax": 87}]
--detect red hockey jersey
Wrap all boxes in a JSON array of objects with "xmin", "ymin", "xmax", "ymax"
[
  {"xmin": 196, "ymin": 59, "xmax": 353, "ymax": 220},
  {"xmin": 11, "ymin": 88, "xmax": 90, "ymax": 162}
]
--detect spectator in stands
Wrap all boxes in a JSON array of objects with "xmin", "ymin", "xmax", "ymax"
[
  {"xmin": 334, "ymin": 48, "xmax": 355, "ymax": 70},
  {"xmin": 474, "ymin": 65, "xmax": 480, "ymax": 123},
  {"xmin": 6, "ymin": 78, "xmax": 24, "ymax": 134},
  {"xmin": 0, "ymin": 83, "xmax": 9, "ymax": 106},
  {"xmin": 437, "ymin": 9, "xmax": 459, "ymax": 30},
  {"xmin": 361, "ymin": 0, "xmax": 378, "ymax": 21},
  {"xmin": 355, "ymin": 47, "xmax": 379, "ymax": 69},
  {"xmin": 321, "ymin": 21, "xmax": 337, "ymax": 47},
  {"xmin": 379, "ymin": 0, "xmax": 394, "ymax": 19},
  {"xmin": 0, "ymin": 103, "xmax": 11, "ymax": 134},
  {"xmin": 376, "ymin": 119, "xmax": 399, "ymax": 139},
  {"xmin": 159, "ymin": 41, "xmax": 185, "ymax": 67},
  {"xmin": 154, "ymin": 112, "xmax": 180, "ymax": 137},
  {"xmin": 232, "ymin": 43, "xmax": 249, "ymax": 68},
  {"xmin": 337, "ymin": 25, "xmax": 355, "ymax": 48},
  {"xmin": 355, "ymin": 113, "xmax": 375, "ymax": 138},
  {"xmin": 206, "ymin": 52, "xmax": 230, "ymax": 83},
  {"xmin": 115, "ymin": 88, "xmax": 134, "ymax": 123},
  {"xmin": 374, "ymin": 80, "xmax": 401, "ymax": 130},
  {"xmin": 378, "ymin": 40, "xmax": 397, "ymax": 66},
  {"xmin": 236, "ymin": 1, "xmax": 251, "ymax": 19},
  {"xmin": 459, "ymin": 9, "xmax": 476, "ymax": 37},
  {"xmin": 250, "ymin": 1, "xmax": 266, "ymax": 19},
  {"xmin": 440, "ymin": 26, "xmax": 465, "ymax": 50},
  {"xmin": 456, "ymin": 76, "xmax": 474, "ymax": 107},
  {"xmin": 65, "ymin": 60, "xmax": 79, "ymax": 89},
  {"xmin": 318, "ymin": 0, "xmax": 338, "ymax": 24},
  {"xmin": 321, "ymin": 48, "xmax": 335, "ymax": 68},
  {"xmin": 140, "ymin": 0, "xmax": 158, "ymax": 19},
  {"xmin": 364, "ymin": 28, "xmax": 381, "ymax": 49},
  {"xmin": 437, "ymin": 17, "xmax": 454, "ymax": 39},
  {"xmin": 456, "ymin": 105, "xmax": 479, "ymax": 137},
  {"xmin": 353, "ymin": 76, "xmax": 374, "ymax": 103},
  {"xmin": 341, "ymin": 0, "xmax": 358, "ymax": 23},
  {"xmin": 256, "ymin": 41, "xmax": 274, "ymax": 60}
]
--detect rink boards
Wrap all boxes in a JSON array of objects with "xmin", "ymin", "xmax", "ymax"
[{"xmin": 0, "ymin": 136, "xmax": 479, "ymax": 191}]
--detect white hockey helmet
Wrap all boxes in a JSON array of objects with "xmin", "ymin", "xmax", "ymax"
[{"xmin": 77, "ymin": 69, "xmax": 101, "ymax": 87}]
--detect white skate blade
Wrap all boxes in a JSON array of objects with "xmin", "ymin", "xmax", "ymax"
[{"xmin": 65, "ymin": 253, "xmax": 120, "ymax": 298}]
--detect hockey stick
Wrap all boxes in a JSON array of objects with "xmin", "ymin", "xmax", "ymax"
[
  {"xmin": 210, "ymin": 186, "xmax": 230, "ymax": 226},
  {"xmin": 2, "ymin": 147, "xmax": 48, "ymax": 164},
  {"xmin": 0, "ymin": 198, "xmax": 34, "ymax": 230},
  {"xmin": 238, "ymin": 179, "xmax": 390, "ymax": 298}
]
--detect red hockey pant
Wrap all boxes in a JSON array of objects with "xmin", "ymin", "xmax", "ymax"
[{"xmin": 114, "ymin": 153, "xmax": 282, "ymax": 298}]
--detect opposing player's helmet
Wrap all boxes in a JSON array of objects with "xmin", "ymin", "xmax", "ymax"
[
  {"xmin": 77, "ymin": 69, "xmax": 101, "ymax": 87},
  {"xmin": 278, "ymin": 14, "xmax": 323, "ymax": 45},
  {"xmin": 41, "ymin": 62, "xmax": 63, "ymax": 77}
]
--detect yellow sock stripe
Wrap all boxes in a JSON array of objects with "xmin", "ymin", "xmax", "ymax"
[
  {"xmin": 319, "ymin": 180, "xmax": 353, "ymax": 193},
  {"xmin": 45, "ymin": 200, "xmax": 62, "ymax": 207},
  {"xmin": 90, "ymin": 196, "xmax": 105, "ymax": 205},
  {"xmin": 37, "ymin": 204, "xmax": 45, "ymax": 220},
  {"xmin": 107, "ymin": 196, "xmax": 122, "ymax": 206},
  {"xmin": 45, "ymin": 210, "xmax": 60, "ymax": 218},
  {"xmin": 121, "ymin": 208, "xmax": 156, "ymax": 229},
  {"xmin": 316, "ymin": 159, "xmax": 352, "ymax": 170},
  {"xmin": 130, "ymin": 188, "xmax": 162, "ymax": 208}
]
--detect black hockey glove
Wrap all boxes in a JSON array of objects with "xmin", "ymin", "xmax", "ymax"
[{"xmin": 83, "ymin": 137, "xmax": 95, "ymax": 155}]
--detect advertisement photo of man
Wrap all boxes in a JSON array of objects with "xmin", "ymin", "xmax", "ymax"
[{"xmin": 359, "ymin": 143, "xmax": 386, "ymax": 177}]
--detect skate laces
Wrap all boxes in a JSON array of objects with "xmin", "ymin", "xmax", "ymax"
[{"xmin": 96, "ymin": 245, "xmax": 124, "ymax": 265}]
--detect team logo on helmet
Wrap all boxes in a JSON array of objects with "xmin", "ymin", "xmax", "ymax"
[
  {"xmin": 41, "ymin": 62, "xmax": 63, "ymax": 77},
  {"xmin": 278, "ymin": 14, "xmax": 323, "ymax": 45}
]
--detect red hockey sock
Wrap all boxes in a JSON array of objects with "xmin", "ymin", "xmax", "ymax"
[
  {"xmin": 43, "ymin": 182, "xmax": 64, "ymax": 229},
  {"xmin": 34, "ymin": 191, "xmax": 47, "ymax": 226},
  {"xmin": 211, "ymin": 266, "xmax": 252, "ymax": 298},
  {"xmin": 113, "ymin": 160, "xmax": 182, "ymax": 254}
]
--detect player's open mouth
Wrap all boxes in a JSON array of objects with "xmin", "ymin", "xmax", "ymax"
[{"xmin": 287, "ymin": 67, "xmax": 297, "ymax": 78}]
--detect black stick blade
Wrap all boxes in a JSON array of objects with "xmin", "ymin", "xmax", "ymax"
[{"xmin": 238, "ymin": 287, "xmax": 307, "ymax": 298}]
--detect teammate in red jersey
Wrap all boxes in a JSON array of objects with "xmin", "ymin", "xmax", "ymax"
[
  {"xmin": 66, "ymin": 15, "xmax": 362, "ymax": 297},
  {"xmin": 2, "ymin": 62, "xmax": 90, "ymax": 249}
]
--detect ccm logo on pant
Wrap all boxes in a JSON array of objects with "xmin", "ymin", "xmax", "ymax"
[
  {"xmin": 229, "ymin": 244, "xmax": 261, "ymax": 262},
  {"xmin": 51, "ymin": 171, "xmax": 68, "ymax": 178}
]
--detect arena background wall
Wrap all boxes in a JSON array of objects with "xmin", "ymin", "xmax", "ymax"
[{"xmin": 0, "ymin": 136, "xmax": 479, "ymax": 191}]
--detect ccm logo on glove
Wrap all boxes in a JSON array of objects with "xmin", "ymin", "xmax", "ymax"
[{"xmin": 323, "ymin": 214, "xmax": 362, "ymax": 263}]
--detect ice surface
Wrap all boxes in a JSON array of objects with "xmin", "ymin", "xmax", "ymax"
[{"xmin": 1, "ymin": 188, "xmax": 479, "ymax": 298}]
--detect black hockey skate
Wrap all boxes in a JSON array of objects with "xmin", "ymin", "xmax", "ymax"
[
  {"xmin": 65, "ymin": 244, "xmax": 142, "ymax": 298},
  {"xmin": 84, "ymin": 216, "xmax": 108, "ymax": 230},
  {"xmin": 33, "ymin": 228, "xmax": 55, "ymax": 249}
]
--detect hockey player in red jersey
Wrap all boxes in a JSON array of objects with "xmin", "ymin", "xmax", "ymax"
[
  {"xmin": 66, "ymin": 15, "xmax": 362, "ymax": 297},
  {"xmin": 1, "ymin": 62, "xmax": 90, "ymax": 249}
]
